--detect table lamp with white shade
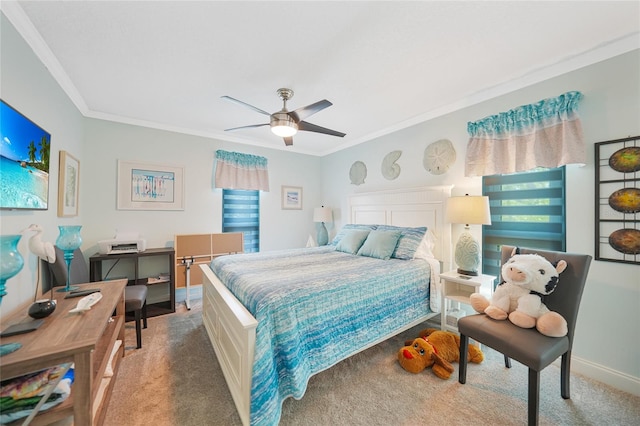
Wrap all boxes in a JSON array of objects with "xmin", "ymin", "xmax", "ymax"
[
  {"xmin": 446, "ymin": 195, "xmax": 491, "ymax": 276},
  {"xmin": 313, "ymin": 206, "xmax": 333, "ymax": 246}
]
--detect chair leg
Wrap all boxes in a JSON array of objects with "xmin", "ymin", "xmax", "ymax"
[
  {"xmin": 142, "ymin": 302, "xmax": 148, "ymax": 329},
  {"xmin": 561, "ymin": 351, "xmax": 571, "ymax": 399},
  {"xmin": 134, "ymin": 309, "xmax": 142, "ymax": 349},
  {"xmin": 504, "ymin": 355, "xmax": 512, "ymax": 368},
  {"xmin": 459, "ymin": 333, "xmax": 469, "ymax": 384},
  {"xmin": 528, "ymin": 368, "xmax": 540, "ymax": 426}
]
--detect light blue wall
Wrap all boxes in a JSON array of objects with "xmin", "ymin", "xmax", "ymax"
[
  {"xmin": 321, "ymin": 50, "xmax": 640, "ymax": 394},
  {"xmin": 1, "ymin": 14, "xmax": 85, "ymax": 310},
  {"xmin": 1, "ymin": 13, "xmax": 638, "ymax": 394},
  {"xmin": 81, "ymin": 119, "xmax": 322, "ymax": 252}
]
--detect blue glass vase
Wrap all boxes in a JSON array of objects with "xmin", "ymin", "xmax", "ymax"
[
  {"xmin": 0, "ymin": 234, "xmax": 25, "ymax": 356},
  {"xmin": 0, "ymin": 235, "xmax": 24, "ymax": 304},
  {"xmin": 56, "ymin": 226, "xmax": 82, "ymax": 292}
]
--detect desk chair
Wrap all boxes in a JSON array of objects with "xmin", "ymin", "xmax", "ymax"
[
  {"xmin": 457, "ymin": 245, "xmax": 592, "ymax": 426},
  {"xmin": 47, "ymin": 247, "xmax": 148, "ymax": 348}
]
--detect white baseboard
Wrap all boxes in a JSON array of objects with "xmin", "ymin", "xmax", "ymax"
[{"xmin": 570, "ymin": 355, "xmax": 640, "ymax": 397}]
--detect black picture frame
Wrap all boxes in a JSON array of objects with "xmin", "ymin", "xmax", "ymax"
[{"xmin": 594, "ymin": 135, "xmax": 639, "ymax": 264}]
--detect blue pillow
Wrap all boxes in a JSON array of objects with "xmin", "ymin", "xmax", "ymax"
[
  {"xmin": 334, "ymin": 229, "xmax": 371, "ymax": 254},
  {"xmin": 357, "ymin": 230, "xmax": 402, "ymax": 260},
  {"xmin": 376, "ymin": 225, "xmax": 427, "ymax": 259},
  {"xmin": 330, "ymin": 224, "xmax": 377, "ymax": 246}
]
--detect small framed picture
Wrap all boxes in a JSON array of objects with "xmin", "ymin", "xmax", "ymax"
[
  {"xmin": 281, "ymin": 185, "xmax": 302, "ymax": 210},
  {"xmin": 57, "ymin": 150, "xmax": 80, "ymax": 217}
]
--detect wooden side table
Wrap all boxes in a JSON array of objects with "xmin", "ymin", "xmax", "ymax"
[
  {"xmin": 439, "ymin": 270, "xmax": 496, "ymax": 333},
  {"xmin": 0, "ymin": 280, "xmax": 126, "ymax": 425}
]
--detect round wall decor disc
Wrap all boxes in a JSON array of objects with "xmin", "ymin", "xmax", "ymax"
[
  {"xmin": 424, "ymin": 139, "xmax": 456, "ymax": 175},
  {"xmin": 349, "ymin": 161, "xmax": 367, "ymax": 185}
]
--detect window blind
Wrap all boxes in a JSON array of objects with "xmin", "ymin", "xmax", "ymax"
[
  {"xmin": 222, "ymin": 189, "xmax": 260, "ymax": 253},
  {"xmin": 482, "ymin": 167, "xmax": 566, "ymax": 280}
]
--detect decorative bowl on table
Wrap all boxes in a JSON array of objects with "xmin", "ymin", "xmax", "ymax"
[{"xmin": 28, "ymin": 299, "xmax": 57, "ymax": 319}]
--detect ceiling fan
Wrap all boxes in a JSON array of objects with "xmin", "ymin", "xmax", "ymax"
[{"xmin": 222, "ymin": 88, "xmax": 346, "ymax": 146}]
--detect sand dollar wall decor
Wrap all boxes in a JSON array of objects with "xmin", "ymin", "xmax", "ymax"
[
  {"xmin": 349, "ymin": 161, "xmax": 367, "ymax": 186},
  {"xmin": 424, "ymin": 139, "xmax": 456, "ymax": 175},
  {"xmin": 381, "ymin": 150, "xmax": 402, "ymax": 180}
]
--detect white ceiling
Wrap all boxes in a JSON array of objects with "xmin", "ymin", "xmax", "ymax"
[{"xmin": 3, "ymin": 1, "xmax": 639, "ymax": 156}]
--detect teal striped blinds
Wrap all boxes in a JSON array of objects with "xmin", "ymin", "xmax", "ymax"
[
  {"xmin": 482, "ymin": 167, "xmax": 566, "ymax": 280},
  {"xmin": 222, "ymin": 189, "xmax": 260, "ymax": 253}
]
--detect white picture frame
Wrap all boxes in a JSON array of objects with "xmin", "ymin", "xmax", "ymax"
[
  {"xmin": 281, "ymin": 185, "xmax": 302, "ymax": 210},
  {"xmin": 117, "ymin": 160, "xmax": 184, "ymax": 210},
  {"xmin": 57, "ymin": 150, "xmax": 80, "ymax": 217}
]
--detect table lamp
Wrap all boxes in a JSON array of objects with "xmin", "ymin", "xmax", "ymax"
[
  {"xmin": 446, "ymin": 195, "xmax": 491, "ymax": 276},
  {"xmin": 313, "ymin": 206, "xmax": 333, "ymax": 246}
]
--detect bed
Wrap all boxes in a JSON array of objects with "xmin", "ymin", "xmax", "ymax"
[{"xmin": 199, "ymin": 185, "xmax": 453, "ymax": 425}]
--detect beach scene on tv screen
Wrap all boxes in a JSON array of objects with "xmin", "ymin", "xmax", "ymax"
[{"xmin": 0, "ymin": 100, "xmax": 51, "ymax": 210}]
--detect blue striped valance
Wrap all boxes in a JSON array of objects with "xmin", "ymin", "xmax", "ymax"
[
  {"xmin": 214, "ymin": 150, "xmax": 269, "ymax": 191},
  {"xmin": 465, "ymin": 91, "xmax": 586, "ymax": 176}
]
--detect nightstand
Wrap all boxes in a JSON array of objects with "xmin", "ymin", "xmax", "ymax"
[{"xmin": 439, "ymin": 270, "xmax": 496, "ymax": 333}]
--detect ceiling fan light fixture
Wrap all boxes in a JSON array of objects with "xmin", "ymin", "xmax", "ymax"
[
  {"xmin": 270, "ymin": 112, "xmax": 298, "ymax": 137},
  {"xmin": 272, "ymin": 124, "xmax": 297, "ymax": 137}
]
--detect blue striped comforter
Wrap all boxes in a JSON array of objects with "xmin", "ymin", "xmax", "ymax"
[{"xmin": 210, "ymin": 246, "xmax": 433, "ymax": 425}]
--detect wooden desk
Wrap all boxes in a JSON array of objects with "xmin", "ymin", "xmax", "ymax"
[
  {"xmin": 0, "ymin": 280, "xmax": 126, "ymax": 425},
  {"xmin": 89, "ymin": 248, "xmax": 176, "ymax": 317}
]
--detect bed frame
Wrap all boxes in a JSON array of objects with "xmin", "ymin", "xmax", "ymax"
[{"xmin": 200, "ymin": 185, "xmax": 452, "ymax": 425}]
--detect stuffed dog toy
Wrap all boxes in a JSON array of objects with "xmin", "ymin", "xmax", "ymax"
[
  {"xmin": 397, "ymin": 328, "xmax": 483, "ymax": 379},
  {"xmin": 469, "ymin": 247, "xmax": 568, "ymax": 337}
]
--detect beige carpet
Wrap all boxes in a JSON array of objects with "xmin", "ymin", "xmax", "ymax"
[{"xmin": 104, "ymin": 297, "xmax": 640, "ymax": 426}]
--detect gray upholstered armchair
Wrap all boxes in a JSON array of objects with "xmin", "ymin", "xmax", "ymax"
[{"xmin": 457, "ymin": 245, "xmax": 592, "ymax": 426}]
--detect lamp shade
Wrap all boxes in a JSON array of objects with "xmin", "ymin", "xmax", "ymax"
[
  {"xmin": 313, "ymin": 207, "xmax": 332, "ymax": 223},
  {"xmin": 446, "ymin": 195, "xmax": 491, "ymax": 225},
  {"xmin": 447, "ymin": 195, "xmax": 491, "ymax": 276}
]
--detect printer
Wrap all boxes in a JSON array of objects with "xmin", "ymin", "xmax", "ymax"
[{"xmin": 98, "ymin": 231, "xmax": 147, "ymax": 255}]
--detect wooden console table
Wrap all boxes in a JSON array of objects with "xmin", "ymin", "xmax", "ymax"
[{"xmin": 0, "ymin": 280, "xmax": 126, "ymax": 425}]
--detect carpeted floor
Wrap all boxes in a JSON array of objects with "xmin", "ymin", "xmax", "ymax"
[{"xmin": 104, "ymin": 295, "xmax": 640, "ymax": 426}]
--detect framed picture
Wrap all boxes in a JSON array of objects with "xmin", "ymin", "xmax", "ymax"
[
  {"xmin": 281, "ymin": 185, "xmax": 302, "ymax": 210},
  {"xmin": 117, "ymin": 160, "xmax": 184, "ymax": 210},
  {"xmin": 594, "ymin": 135, "xmax": 639, "ymax": 264},
  {"xmin": 57, "ymin": 150, "xmax": 80, "ymax": 217}
]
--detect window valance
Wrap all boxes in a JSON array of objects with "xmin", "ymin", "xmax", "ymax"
[
  {"xmin": 465, "ymin": 91, "xmax": 585, "ymax": 177},
  {"xmin": 214, "ymin": 150, "xmax": 270, "ymax": 191}
]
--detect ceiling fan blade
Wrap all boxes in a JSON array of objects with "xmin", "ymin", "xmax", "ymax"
[
  {"xmin": 289, "ymin": 100, "xmax": 332, "ymax": 122},
  {"xmin": 224, "ymin": 123, "xmax": 269, "ymax": 132},
  {"xmin": 221, "ymin": 96, "xmax": 271, "ymax": 116},
  {"xmin": 298, "ymin": 121, "xmax": 346, "ymax": 138},
  {"xmin": 283, "ymin": 137, "xmax": 293, "ymax": 146}
]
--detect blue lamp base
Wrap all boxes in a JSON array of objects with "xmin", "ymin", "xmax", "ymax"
[
  {"xmin": 454, "ymin": 229, "xmax": 481, "ymax": 276},
  {"xmin": 317, "ymin": 223, "xmax": 329, "ymax": 246}
]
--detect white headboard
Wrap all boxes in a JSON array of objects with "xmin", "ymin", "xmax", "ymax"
[{"xmin": 348, "ymin": 185, "xmax": 452, "ymax": 271}]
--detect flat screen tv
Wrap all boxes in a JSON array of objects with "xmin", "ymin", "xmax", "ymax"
[{"xmin": 0, "ymin": 99, "xmax": 51, "ymax": 210}]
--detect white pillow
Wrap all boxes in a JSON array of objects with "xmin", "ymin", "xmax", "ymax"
[{"xmin": 413, "ymin": 229, "xmax": 437, "ymax": 260}]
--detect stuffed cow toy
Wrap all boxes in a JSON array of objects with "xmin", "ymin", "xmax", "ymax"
[
  {"xmin": 469, "ymin": 247, "xmax": 568, "ymax": 337},
  {"xmin": 397, "ymin": 328, "xmax": 483, "ymax": 379}
]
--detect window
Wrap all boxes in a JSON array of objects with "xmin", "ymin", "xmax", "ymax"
[
  {"xmin": 222, "ymin": 189, "xmax": 260, "ymax": 253},
  {"xmin": 482, "ymin": 167, "xmax": 566, "ymax": 280}
]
